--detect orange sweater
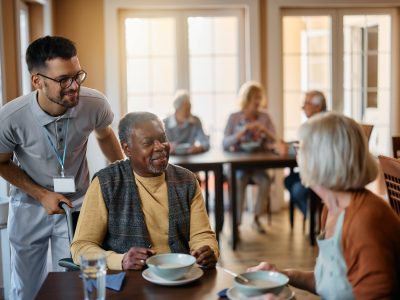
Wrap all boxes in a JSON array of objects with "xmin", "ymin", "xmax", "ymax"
[{"xmin": 321, "ymin": 189, "xmax": 400, "ymax": 299}]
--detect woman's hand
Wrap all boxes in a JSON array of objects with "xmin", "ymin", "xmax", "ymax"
[
  {"xmin": 273, "ymin": 141, "xmax": 289, "ymax": 156},
  {"xmin": 247, "ymin": 261, "xmax": 279, "ymax": 273}
]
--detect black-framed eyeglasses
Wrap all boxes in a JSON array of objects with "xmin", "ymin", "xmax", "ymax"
[{"xmin": 36, "ymin": 70, "xmax": 87, "ymax": 89}]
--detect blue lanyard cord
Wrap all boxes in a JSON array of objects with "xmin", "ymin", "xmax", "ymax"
[{"xmin": 44, "ymin": 118, "xmax": 70, "ymax": 177}]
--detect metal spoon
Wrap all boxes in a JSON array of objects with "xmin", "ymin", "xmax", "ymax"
[{"xmin": 217, "ymin": 265, "xmax": 249, "ymax": 284}]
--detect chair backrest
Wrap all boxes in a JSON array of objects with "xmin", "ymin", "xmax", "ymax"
[
  {"xmin": 378, "ymin": 155, "xmax": 400, "ymax": 217},
  {"xmin": 360, "ymin": 124, "xmax": 374, "ymax": 142},
  {"xmin": 392, "ymin": 136, "xmax": 400, "ymax": 159}
]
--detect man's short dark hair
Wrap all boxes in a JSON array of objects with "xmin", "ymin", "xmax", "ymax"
[
  {"xmin": 118, "ymin": 112, "xmax": 164, "ymax": 146},
  {"xmin": 26, "ymin": 35, "xmax": 77, "ymax": 73}
]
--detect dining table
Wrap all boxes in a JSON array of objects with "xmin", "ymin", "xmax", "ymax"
[
  {"xmin": 35, "ymin": 268, "xmax": 319, "ymax": 300},
  {"xmin": 169, "ymin": 149, "xmax": 297, "ymax": 250}
]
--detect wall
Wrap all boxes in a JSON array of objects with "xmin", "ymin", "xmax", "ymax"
[
  {"xmin": 29, "ymin": 3, "xmax": 44, "ymax": 41},
  {"xmin": 1, "ymin": 0, "xmax": 20, "ymax": 102},
  {"xmin": 53, "ymin": 0, "xmax": 105, "ymax": 93}
]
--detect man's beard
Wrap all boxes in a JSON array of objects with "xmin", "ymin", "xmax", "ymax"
[
  {"xmin": 148, "ymin": 151, "xmax": 169, "ymax": 175},
  {"xmin": 47, "ymin": 86, "xmax": 80, "ymax": 108}
]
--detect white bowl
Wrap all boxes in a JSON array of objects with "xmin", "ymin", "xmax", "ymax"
[
  {"xmin": 146, "ymin": 253, "xmax": 196, "ymax": 281},
  {"xmin": 234, "ymin": 271, "xmax": 289, "ymax": 297},
  {"xmin": 174, "ymin": 143, "xmax": 192, "ymax": 155},
  {"xmin": 240, "ymin": 141, "xmax": 261, "ymax": 152}
]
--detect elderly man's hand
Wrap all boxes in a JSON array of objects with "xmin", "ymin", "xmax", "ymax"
[
  {"xmin": 122, "ymin": 247, "xmax": 156, "ymax": 270},
  {"xmin": 191, "ymin": 245, "xmax": 217, "ymax": 268}
]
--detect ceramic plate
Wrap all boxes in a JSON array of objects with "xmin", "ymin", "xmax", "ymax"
[
  {"xmin": 227, "ymin": 285, "xmax": 295, "ymax": 300},
  {"xmin": 142, "ymin": 266, "xmax": 203, "ymax": 286}
]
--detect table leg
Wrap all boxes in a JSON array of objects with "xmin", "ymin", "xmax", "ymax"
[
  {"xmin": 229, "ymin": 164, "xmax": 238, "ymax": 250},
  {"xmin": 214, "ymin": 165, "xmax": 224, "ymax": 242},
  {"xmin": 205, "ymin": 171, "xmax": 209, "ymax": 213},
  {"xmin": 309, "ymin": 198, "xmax": 316, "ymax": 246}
]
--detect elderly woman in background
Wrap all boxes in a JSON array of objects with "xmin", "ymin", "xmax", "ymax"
[
  {"xmin": 223, "ymin": 81, "xmax": 276, "ymax": 233},
  {"xmin": 248, "ymin": 112, "xmax": 400, "ymax": 299}
]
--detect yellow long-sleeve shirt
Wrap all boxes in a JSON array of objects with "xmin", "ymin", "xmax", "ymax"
[{"xmin": 71, "ymin": 171, "xmax": 219, "ymax": 270}]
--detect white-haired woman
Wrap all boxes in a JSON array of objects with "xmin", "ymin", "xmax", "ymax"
[
  {"xmin": 223, "ymin": 81, "xmax": 276, "ymax": 233},
  {"xmin": 248, "ymin": 112, "xmax": 400, "ymax": 299}
]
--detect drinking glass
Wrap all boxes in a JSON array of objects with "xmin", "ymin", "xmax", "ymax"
[{"xmin": 80, "ymin": 251, "xmax": 107, "ymax": 300}]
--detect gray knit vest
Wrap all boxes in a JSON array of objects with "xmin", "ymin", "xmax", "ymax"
[{"xmin": 94, "ymin": 159, "xmax": 197, "ymax": 254}]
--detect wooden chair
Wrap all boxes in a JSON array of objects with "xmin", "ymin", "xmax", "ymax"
[
  {"xmin": 378, "ymin": 155, "xmax": 400, "ymax": 217},
  {"xmin": 392, "ymin": 136, "xmax": 400, "ymax": 159},
  {"xmin": 360, "ymin": 124, "xmax": 374, "ymax": 142}
]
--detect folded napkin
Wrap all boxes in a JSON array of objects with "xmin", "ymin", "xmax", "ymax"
[
  {"xmin": 81, "ymin": 272, "xmax": 126, "ymax": 292},
  {"xmin": 106, "ymin": 272, "xmax": 126, "ymax": 291},
  {"xmin": 217, "ymin": 288, "xmax": 228, "ymax": 298}
]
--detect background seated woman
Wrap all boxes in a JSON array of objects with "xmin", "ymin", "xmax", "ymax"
[{"xmin": 223, "ymin": 81, "xmax": 276, "ymax": 234}]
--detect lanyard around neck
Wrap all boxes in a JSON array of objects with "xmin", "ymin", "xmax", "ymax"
[{"xmin": 42, "ymin": 118, "xmax": 70, "ymax": 177}]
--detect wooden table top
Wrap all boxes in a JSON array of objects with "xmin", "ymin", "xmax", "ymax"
[
  {"xmin": 169, "ymin": 148, "xmax": 296, "ymax": 167},
  {"xmin": 35, "ymin": 269, "xmax": 317, "ymax": 300}
]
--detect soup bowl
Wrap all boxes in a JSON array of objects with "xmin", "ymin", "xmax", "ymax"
[
  {"xmin": 240, "ymin": 141, "xmax": 261, "ymax": 152},
  {"xmin": 234, "ymin": 271, "xmax": 289, "ymax": 297},
  {"xmin": 146, "ymin": 253, "xmax": 196, "ymax": 281},
  {"xmin": 174, "ymin": 143, "xmax": 192, "ymax": 155}
]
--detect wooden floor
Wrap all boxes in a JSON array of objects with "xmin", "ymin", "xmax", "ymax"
[{"xmin": 214, "ymin": 208, "xmax": 320, "ymax": 299}]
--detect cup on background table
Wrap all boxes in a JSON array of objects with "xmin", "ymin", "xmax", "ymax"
[{"xmin": 80, "ymin": 251, "xmax": 107, "ymax": 300}]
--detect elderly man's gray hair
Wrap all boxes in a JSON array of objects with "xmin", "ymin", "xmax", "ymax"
[
  {"xmin": 118, "ymin": 112, "xmax": 163, "ymax": 145},
  {"xmin": 173, "ymin": 90, "xmax": 191, "ymax": 110},
  {"xmin": 307, "ymin": 90, "xmax": 327, "ymax": 112}
]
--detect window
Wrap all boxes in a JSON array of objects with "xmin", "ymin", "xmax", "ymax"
[
  {"xmin": 282, "ymin": 15, "xmax": 332, "ymax": 140},
  {"xmin": 121, "ymin": 9, "xmax": 245, "ymax": 146},
  {"xmin": 343, "ymin": 15, "xmax": 391, "ymax": 154},
  {"xmin": 282, "ymin": 9, "xmax": 393, "ymax": 155}
]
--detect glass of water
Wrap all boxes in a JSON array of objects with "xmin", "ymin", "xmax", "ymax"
[{"xmin": 80, "ymin": 251, "xmax": 107, "ymax": 300}]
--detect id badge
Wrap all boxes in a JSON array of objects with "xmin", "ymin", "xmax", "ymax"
[{"xmin": 53, "ymin": 176, "xmax": 76, "ymax": 193}]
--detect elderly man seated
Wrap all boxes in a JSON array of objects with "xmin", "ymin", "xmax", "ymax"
[
  {"xmin": 71, "ymin": 112, "xmax": 218, "ymax": 270},
  {"xmin": 164, "ymin": 90, "xmax": 209, "ymax": 155},
  {"xmin": 275, "ymin": 90, "xmax": 327, "ymax": 219}
]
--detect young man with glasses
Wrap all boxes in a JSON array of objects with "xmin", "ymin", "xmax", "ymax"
[{"xmin": 0, "ymin": 36, "xmax": 124, "ymax": 300}]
